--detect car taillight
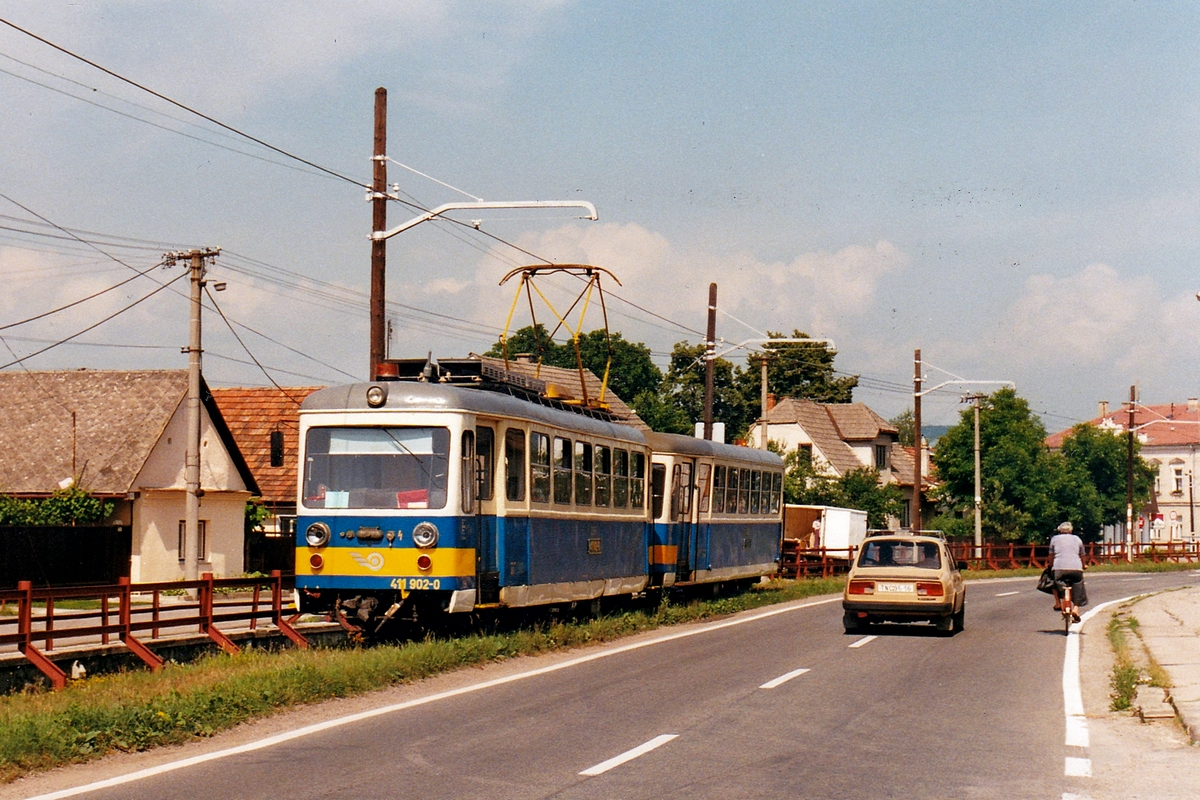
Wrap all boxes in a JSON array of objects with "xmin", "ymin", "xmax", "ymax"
[
  {"xmin": 916, "ymin": 581, "xmax": 944, "ymax": 597},
  {"xmin": 848, "ymin": 580, "xmax": 875, "ymax": 595}
]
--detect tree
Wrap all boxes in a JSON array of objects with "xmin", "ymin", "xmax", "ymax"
[
  {"xmin": 1058, "ymin": 424, "xmax": 1154, "ymax": 535},
  {"xmin": 739, "ymin": 330, "xmax": 857, "ymax": 404},
  {"xmin": 782, "ymin": 451, "xmax": 904, "ymax": 528},
  {"xmin": 486, "ymin": 325, "xmax": 662, "ymax": 406},
  {"xmin": 660, "ymin": 341, "xmax": 755, "ymax": 437},
  {"xmin": 929, "ymin": 388, "xmax": 1151, "ymax": 543},
  {"xmin": 0, "ymin": 487, "xmax": 115, "ymax": 526},
  {"xmin": 890, "ymin": 409, "xmax": 915, "ymax": 447}
]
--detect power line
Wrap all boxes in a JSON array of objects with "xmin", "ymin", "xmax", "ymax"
[
  {"xmin": 204, "ymin": 285, "xmax": 306, "ymax": 404},
  {"xmin": 0, "ymin": 17, "xmax": 367, "ymax": 188},
  {"xmin": 0, "ymin": 270, "xmax": 187, "ymax": 370}
]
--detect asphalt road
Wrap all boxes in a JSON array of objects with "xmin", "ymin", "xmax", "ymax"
[{"xmin": 18, "ymin": 570, "xmax": 1200, "ymax": 800}]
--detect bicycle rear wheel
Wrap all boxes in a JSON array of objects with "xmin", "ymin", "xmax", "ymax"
[{"xmin": 1062, "ymin": 588, "xmax": 1073, "ymax": 635}]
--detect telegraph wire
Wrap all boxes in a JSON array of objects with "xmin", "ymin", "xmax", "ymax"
[
  {"xmin": 0, "ymin": 17, "xmax": 367, "ymax": 188},
  {"xmin": 0, "ymin": 62, "xmax": 333, "ymax": 180},
  {"xmin": 0, "ymin": 270, "xmax": 187, "ymax": 370},
  {"xmin": 204, "ymin": 285, "xmax": 308, "ymax": 404}
]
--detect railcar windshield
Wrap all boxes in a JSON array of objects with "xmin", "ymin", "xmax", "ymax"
[{"xmin": 303, "ymin": 426, "xmax": 450, "ymax": 510}]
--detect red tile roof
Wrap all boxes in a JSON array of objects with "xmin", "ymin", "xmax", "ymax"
[
  {"xmin": 1046, "ymin": 403, "xmax": 1200, "ymax": 449},
  {"xmin": 209, "ymin": 386, "xmax": 322, "ymax": 504}
]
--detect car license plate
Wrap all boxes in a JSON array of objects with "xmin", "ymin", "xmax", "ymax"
[{"xmin": 877, "ymin": 582, "xmax": 914, "ymax": 593}]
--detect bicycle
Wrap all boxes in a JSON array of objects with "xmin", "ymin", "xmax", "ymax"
[{"xmin": 1057, "ymin": 580, "xmax": 1080, "ymax": 635}]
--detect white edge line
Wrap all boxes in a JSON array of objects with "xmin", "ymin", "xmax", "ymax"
[
  {"xmin": 24, "ymin": 596, "xmax": 841, "ymax": 800},
  {"xmin": 578, "ymin": 734, "xmax": 678, "ymax": 776},
  {"xmin": 848, "ymin": 635, "xmax": 877, "ymax": 649},
  {"xmin": 1062, "ymin": 594, "xmax": 1138, "ymax": 751},
  {"xmin": 994, "ymin": 591, "xmax": 1020, "ymax": 597},
  {"xmin": 759, "ymin": 667, "xmax": 810, "ymax": 689}
]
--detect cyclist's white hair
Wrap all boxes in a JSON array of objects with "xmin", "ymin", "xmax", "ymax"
[{"xmin": 1056, "ymin": 521, "xmax": 1073, "ymax": 534}]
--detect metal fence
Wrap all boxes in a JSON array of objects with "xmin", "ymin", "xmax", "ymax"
[
  {"xmin": 0, "ymin": 571, "xmax": 305, "ymax": 690},
  {"xmin": 779, "ymin": 539, "xmax": 1200, "ymax": 579}
]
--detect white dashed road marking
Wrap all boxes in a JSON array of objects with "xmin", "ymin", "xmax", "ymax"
[
  {"xmin": 994, "ymin": 591, "xmax": 1020, "ymax": 597},
  {"xmin": 848, "ymin": 635, "xmax": 877, "ymax": 649},
  {"xmin": 579, "ymin": 734, "xmax": 678, "ymax": 776},
  {"xmin": 1064, "ymin": 757, "xmax": 1092, "ymax": 778},
  {"xmin": 759, "ymin": 668, "xmax": 810, "ymax": 689}
]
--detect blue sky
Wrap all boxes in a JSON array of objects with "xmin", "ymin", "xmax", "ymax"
[{"xmin": 2, "ymin": 2, "xmax": 1199, "ymax": 433}]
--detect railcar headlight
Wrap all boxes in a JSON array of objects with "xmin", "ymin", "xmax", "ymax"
[
  {"xmin": 412, "ymin": 521, "xmax": 439, "ymax": 548},
  {"xmin": 365, "ymin": 384, "xmax": 388, "ymax": 407},
  {"xmin": 305, "ymin": 521, "xmax": 331, "ymax": 548}
]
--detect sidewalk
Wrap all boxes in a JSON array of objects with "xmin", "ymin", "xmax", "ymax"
[{"xmin": 1131, "ymin": 586, "xmax": 1200, "ymax": 741}]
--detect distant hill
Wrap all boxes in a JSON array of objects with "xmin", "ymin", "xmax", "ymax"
[{"xmin": 922, "ymin": 425, "xmax": 951, "ymax": 447}]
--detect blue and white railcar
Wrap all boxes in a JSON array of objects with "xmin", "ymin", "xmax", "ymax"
[
  {"xmin": 294, "ymin": 381, "xmax": 652, "ymax": 624},
  {"xmin": 646, "ymin": 432, "xmax": 783, "ymax": 588}
]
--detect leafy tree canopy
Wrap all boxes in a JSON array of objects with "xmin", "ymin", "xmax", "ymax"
[
  {"xmin": 931, "ymin": 388, "xmax": 1153, "ymax": 543},
  {"xmin": 742, "ymin": 330, "xmax": 857, "ymax": 404},
  {"xmin": 660, "ymin": 341, "xmax": 754, "ymax": 437},
  {"xmin": 486, "ymin": 325, "xmax": 662, "ymax": 404},
  {"xmin": 890, "ymin": 409, "xmax": 915, "ymax": 447},
  {"xmin": 782, "ymin": 451, "xmax": 903, "ymax": 528},
  {"xmin": 0, "ymin": 487, "xmax": 115, "ymax": 527}
]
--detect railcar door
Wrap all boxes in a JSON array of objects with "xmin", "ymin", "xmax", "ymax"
[
  {"xmin": 474, "ymin": 425, "xmax": 500, "ymax": 604},
  {"xmin": 673, "ymin": 460, "xmax": 695, "ymax": 580}
]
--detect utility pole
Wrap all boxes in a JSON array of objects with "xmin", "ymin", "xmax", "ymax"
[
  {"xmin": 703, "ymin": 283, "xmax": 717, "ymax": 440},
  {"xmin": 759, "ymin": 354, "xmax": 770, "ymax": 450},
  {"xmin": 166, "ymin": 247, "xmax": 220, "ymax": 584},
  {"xmin": 1126, "ymin": 384, "xmax": 1136, "ymax": 561},
  {"xmin": 963, "ymin": 393, "xmax": 985, "ymax": 559},
  {"xmin": 913, "ymin": 349, "xmax": 922, "ymax": 531},
  {"xmin": 369, "ymin": 87, "xmax": 388, "ymax": 380}
]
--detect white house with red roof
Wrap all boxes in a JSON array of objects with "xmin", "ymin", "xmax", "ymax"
[{"xmin": 1046, "ymin": 399, "xmax": 1200, "ymax": 543}]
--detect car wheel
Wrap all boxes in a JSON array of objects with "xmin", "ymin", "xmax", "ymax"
[
  {"xmin": 935, "ymin": 614, "xmax": 954, "ymax": 635},
  {"xmin": 953, "ymin": 605, "xmax": 965, "ymax": 632},
  {"xmin": 843, "ymin": 611, "xmax": 865, "ymax": 633}
]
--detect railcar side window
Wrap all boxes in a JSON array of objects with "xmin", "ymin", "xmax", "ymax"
[
  {"xmin": 553, "ymin": 437, "xmax": 572, "ymax": 505},
  {"xmin": 750, "ymin": 470, "xmax": 762, "ymax": 514},
  {"xmin": 673, "ymin": 462, "xmax": 693, "ymax": 520},
  {"xmin": 770, "ymin": 472, "xmax": 782, "ymax": 513},
  {"xmin": 726, "ymin": 467, "xmax": 739, "ymax": 514},
  {"xmin": 303, "ymin": 426, "xmax": 449, "ymax": 510},
  {"xmin": 613, "ymin": 448, "xmax": 629, "ymax": 508},
  {"xmin": 476, "ymin": 426, "xmax": 495, "ymax": 501},
  {"xmin": 697, "ymin": 463, "xmax": 712, "ymax": 513},
  {"xmin": 530, "ymin": 432, "xmax": 551, "ymax": 503},
  {"xmin": 738, "ymin": 468, "xmax": 751, "ymax": 514},
  {"xmin": 651, "ymin": 463, "xmax": 666, "ymax": 519},
  {"xmin": 713, "ymin": 465, "xmax": 726, "ymax": 514},
  {"xmin": 631, "ymin": 452, "xmax": 646, "ymax": 509},
  {"xmin": 504, "ymin": 429, "xmax": 525, "ymax": 502},
  {"xmin": 461, "ymin": 431, "xmax": 475, "ymax": 514},
  {"xmin": 594, "ymin": 445, "xmax": 611, "ymax": 507},
  {"xmin": 575, "ymin": 441, "xmax": 593, "ymax": 505}
]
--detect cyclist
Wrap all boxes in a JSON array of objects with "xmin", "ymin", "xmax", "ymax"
[{"xmin": 1049, "ymin": 521, "xmax": 1086, "ymax": 622}]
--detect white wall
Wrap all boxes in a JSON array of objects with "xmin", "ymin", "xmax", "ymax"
[{"xmin": 128, "ymin": 400, "xmax": 251, "ymax": 582}]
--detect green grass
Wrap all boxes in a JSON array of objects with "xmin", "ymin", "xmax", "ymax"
[
  {"xmin": 1108, "ymin": 611, "xmax": 1143, "ymax": 711},
  {"xmin": 0, "ymin": 577, "xmax": 842, "ymax": 783}
]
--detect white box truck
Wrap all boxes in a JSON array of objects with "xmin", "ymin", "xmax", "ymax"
[{"xmin": 783, "ymin": 504, "xmax": 868, "ymax": 551}]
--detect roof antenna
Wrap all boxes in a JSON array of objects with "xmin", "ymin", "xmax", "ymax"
[{"xmin": 421, "ymin": 351, "xmax": 435, "ymax": 382}]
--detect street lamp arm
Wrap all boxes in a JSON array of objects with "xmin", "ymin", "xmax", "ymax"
[
  {"xmin": 915, "ymin": 379, "xmax": 1014, "ymax": 398},
  {"xmin": 709, "ymin": 337, "xmax": 834, "ymax": 362},
  {"xmin": 371, "ymin": 200, "xmax": 599, "ymax": 241}
]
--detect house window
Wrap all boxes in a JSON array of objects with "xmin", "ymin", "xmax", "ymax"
[
  {"xmin": 1174, "ymin": 466, "xmax": 1185, "ymax": 495},
  {"xmin": 178, "ymin": 520, "xmax": 207, "ymax": 562},
  {"xmin": 797, "ymin": 444, "xmax": 813, "ymax": 465},
  {"xmin": 900, "ymin": 501, "xmax": 911, "ymax": 529},
  {"xmin": 875, "ymin": 444, "xmax": 888, "ymax": 470}
]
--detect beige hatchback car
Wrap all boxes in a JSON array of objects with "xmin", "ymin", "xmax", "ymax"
[{"xmin": 842, "ymin": 533, "xmax": 966, "ymax": 635}]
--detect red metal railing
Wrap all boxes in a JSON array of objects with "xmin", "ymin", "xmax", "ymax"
[
  {"xmin": 779, "ymin": 539, "xmax": 1200, "ymax": 579},
  {"xmin": 0, "ymin": 571, "xmax": 306, "ymax": 690}
]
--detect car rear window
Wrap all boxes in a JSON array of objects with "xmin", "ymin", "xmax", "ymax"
[{"xmin": 857, "ymin": 540, "xmax": 941, "ymax": 569}]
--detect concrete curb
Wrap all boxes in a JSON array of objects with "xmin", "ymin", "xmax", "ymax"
[{"xmin": 1130, "ymin": 587, "xmax": 1200, "ymax": 742}]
